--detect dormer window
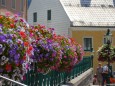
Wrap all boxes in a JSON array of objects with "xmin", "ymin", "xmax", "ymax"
[
  {"xmin": 101, "ymin": 4, "xmax": 106, "ymax": 7},
  {"xmin": 108, "ymin": 5, "xmax": 113, "ymax": 7}
]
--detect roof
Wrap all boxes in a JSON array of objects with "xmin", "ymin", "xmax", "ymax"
[
  {"xmin": 60, "ymin": 0, "xmax": 115, "ymax": 26},
  {"xmin": 28, "ymin": 0, "xmax": 32, "ymax": 8}
]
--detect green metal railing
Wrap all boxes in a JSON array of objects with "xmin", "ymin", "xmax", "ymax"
[{"xmin": 23, "ymin": 56, "xmax": 92, "ymax": 86}]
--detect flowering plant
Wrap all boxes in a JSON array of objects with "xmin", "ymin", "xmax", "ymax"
[
  {"xmin": 29, "ymin": 25, "xmax": 84, "ymax": 73},
  {"xmin": 0, "ymin": 14, "xmax": 33, "ymax": 81},
  {"xmin": 53, "ymin": 35, "xmax": 84, "ymax": 72},
  {"xmin": 31, "ymin": 39, "xmax": 62, "ymax": 74},
  {"xmin": 28, "ymin": 25, "xmax": 62, "ymax": 74},
  {"xmin": 97, "ymin": 44, "xmax": 115, "ymax": 62}
]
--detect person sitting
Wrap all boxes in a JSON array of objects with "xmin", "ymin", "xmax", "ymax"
[{"xmin": 93, "ymin": 74, "xmax": 97, "ymax": 85}]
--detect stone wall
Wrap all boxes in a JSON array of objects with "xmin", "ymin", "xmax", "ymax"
[{"xmin": 62, "ymin": 68, "xmax": 93, "ymax": 86}]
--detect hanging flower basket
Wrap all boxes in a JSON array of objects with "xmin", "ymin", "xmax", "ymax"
[
  {"xmin": 0, "ymin": 13, "xmax": 84, "ymax": 77},
  {"xmin": 53, "ymin": 35, "xmax": 84, "ymax": 72},
  {"xmin": 31, "ymin": 39, "xmax": 62, "ymax": 74},
  {"xmin": 0, "ymin": 14, "xmax": 33, "ymax": 82},
  {"xmin": 97, "ymin": 44, "xmax": 115, "ymax": 62},
  {"xmin": 28, "ymin": 25, "xmax": 62, "ymax": 74},
  {"xmin": 29, "ymin": 25, "xmax": 84, "ymax": 73}
]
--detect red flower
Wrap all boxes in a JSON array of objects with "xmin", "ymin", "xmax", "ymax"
[
  {"xmin": 19, "ymin": 31, "xmax": 27, "ymax": 38},
  {"xmin": 5, "ymin": 64, "xmax": 12, "ymax": 71},
  {"xmin": 28, "ymin": 46, "xmax": 33, "ymax": 51},
  {"xmin": 24, "ymin": 41, "xmax": 29, "ymax": 47},
  {"xmin": 10, "ymin": 24, "xmax": 15, "ymax": 28},
  {"xmin": 23, "ymin": 56, "xmax": 26, "ymax": 60},
  {"xmin": 16, "ymin": 63, "xmax": 20, "ymax": 66},
  {"xmin": 27, "ymin": 49, "xmax": 31, "ymax": 55},
  {"xmin": 0, "ymin": 15, "xmax": 3, "ymax": 19}
]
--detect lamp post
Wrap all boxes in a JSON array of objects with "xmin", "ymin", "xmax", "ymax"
[
  {"xmin": 104, "ymin": 29, "xmax": 112, "ymax": 85},
  {"xmin": 90, "ymin": 48, "xmax": 94, "ymax": 67}
]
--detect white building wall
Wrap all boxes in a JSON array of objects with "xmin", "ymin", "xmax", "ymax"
[{"xmin": 28, "ymin": 0, "xmax": 70, "ymax": 36}]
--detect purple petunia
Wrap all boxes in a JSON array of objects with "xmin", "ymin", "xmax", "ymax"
[
  {"xmin": 9, "ymin": 49, "xmax": 16, "ymax": 57},
  {"xmin": 0, "ymin": 34, "xmax": 6, "ymax": 43},
  {"xmin": 0, "ymin": 24, "xmax": 3, "ymax": 28},
  {"xmin": 6, "ymin": 33, "xmax": 13, "ymax": 39},
  {"xmin": 0, "ymin": 68, "xmax": 3, "ymax": 72},
  {"xmin": 14, "ymin": 53, "xmax": 20, "ymax": 60}
]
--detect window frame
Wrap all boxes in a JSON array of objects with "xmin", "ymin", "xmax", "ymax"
[
  {"xmin": 33, "ymin": 12, "xmax": 37, "ymax": 22},
  {"xmin": 1, "ymin": 0, "xmax": 6, "ymax": 6},
  {"xmin": 11, "ymin": 0, "xmax": 16, "ymax": 10},
  {"xmin": 83, "ymin": 37, "xmax": 93, "ymax": 51},
  {"xmin": 20, "ymin": 0, "xmax": 24, "ymax": 11},
  {"xmin": 47, "ymin": 10, "xmax": 51, "ymax": 20}
]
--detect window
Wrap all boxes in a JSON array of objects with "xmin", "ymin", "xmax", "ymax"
[
  {"xmin": 101, "ymin": 4, "xmax": 106, "ymax": 7},
  {"xmin": 47, "ymin": 10, "xmax": 51, "ymax": 20},
  {"xmin": 1, "ymin": 0, "xmax": 6, "ymax": 6},
  {"xmin": 33, "ymin": 12, "xmax": 37, "ymax": 22},
  {"xmin": 108, "ymin": 5, "xmax": 113, "ymax": 7},
  {"xmin": 84, "ymin": 38, "xmax": 92, "ymax": 51},
  {"xmin": 12, "ymin": 0, "xmax": 16, "ymax": 9},
  {"xmin": 84, "ymin": 4, "xmax": 88, "ymax": 7},
  {"xmin": 20, "ymin": 0, "xmax": 24, "ymax": 11}
]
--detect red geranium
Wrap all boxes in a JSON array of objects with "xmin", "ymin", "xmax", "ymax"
[{"xmin": 5, "ymin": 64, "xmax": 12, "ymax": 71}]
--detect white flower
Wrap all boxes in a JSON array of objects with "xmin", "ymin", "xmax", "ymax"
[{"xmin": 1, "ymin": 56, "xmax": 6, "ymax": 60}]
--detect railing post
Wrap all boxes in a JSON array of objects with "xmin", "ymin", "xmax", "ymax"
[
  {"xmin": 63, "ymin": 72, "xmax": 69, "ymax": 84},
  {"xmin": 63, "ymin": 72, "xmax": 67, "ymax": 84},
  {"xmin": 90, "ymin": 55, "xmax": 93, "ymax": 68},
  {"xmin": 50, "ymin": 71, "xmax": 54, "ymax": 86}
]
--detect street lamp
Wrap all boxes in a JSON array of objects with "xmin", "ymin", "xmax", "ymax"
[
  {"xmin": 104, "ymin": 29, "xmax": 112, "ymax": 66},
  {"xmin": 104, "ymin": 29, "xmax": 112, "ymax": 85},
  {"xmin": 105, "ymin": 29, "xmax": 112, "ymax": 45}
]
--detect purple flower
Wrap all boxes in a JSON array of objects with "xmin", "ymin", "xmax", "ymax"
[
  {"xmin": 47, "ymin": 39, "xmax": 52, "ymax": 44},
  {"xmin": 6, "ymin": 34, "xmax": 13, "ymax": 39},
  {"xmin": 0, "ymin": 34, "xmax": 6, "ymax": 43},
  {"xmin": 30, "ymin": 55, "xmax": 35, "ymax": 59},
  {"xmin": 0, "ymin": 69, "xmax": 3, "ymax": 72},
  {"xmin": 15, "ymin": 60, "xmax": 19, "ymax": 64},
  {"xmin": 14, "ymin": 53, "xmax": 20, "ymax": 60},
  {"xmin": 45, "ymin": 53, "xmax": 49, "ymax": 57},
  {"xmin": 20, "ymin": 60, "xmax": 24, "ymax": 64},
  {"xmin": 0, "ymin": 24, "xmax": 3, "ymax": 28},
  {"xmin": 9, "ymin": 49, "xmax": 16, "ymax": 57},
  {"xmin": 48, "ymin": 45, "xmax": 53, "ymax": 50},
  {"xmin": 34, "ymin": 47, "xmax": 39, "ymax": 52},
  {"xmin": 50, "ymin": 58, "xmax": 53, "ymax": 61},
  {"xmin": 52, "ymin": 52, "xmax": 56, "ymax": 57},
  {"xmin": 12, "ymin": 44, "xmax": 18, "ymax": 50},
  {"xmin": 40, "ymin": 54, "xmax": 43, "ymax": 58},
  {"xmin": 16, "ymin": 13, "xmax": 21, "ymax": 17}
]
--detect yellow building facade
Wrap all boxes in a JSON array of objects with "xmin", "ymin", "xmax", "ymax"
[{"xmin": 70, "ymin": 27, "xmax": 115, "ymax": 73}]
